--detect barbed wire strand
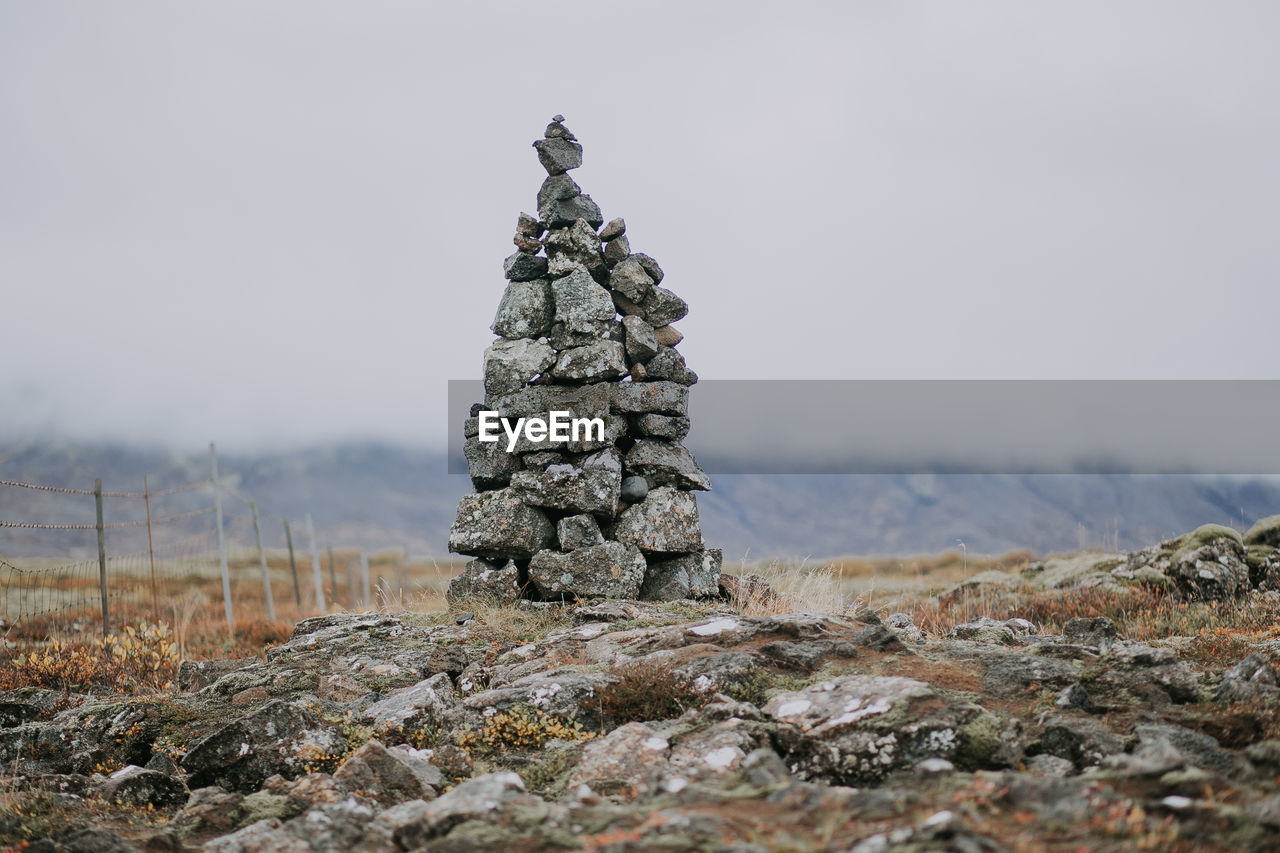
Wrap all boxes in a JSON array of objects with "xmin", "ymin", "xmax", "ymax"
[{"xmin": 0, "ymin": 477, "xmax": 211, "ymax": 498}]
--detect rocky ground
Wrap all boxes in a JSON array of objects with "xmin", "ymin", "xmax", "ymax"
[{"xmin": 2, "ymin": 519, "xmax": 1280, "ymax": 852}]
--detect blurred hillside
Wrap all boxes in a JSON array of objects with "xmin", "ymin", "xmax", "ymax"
[{"xmin": 2, "ymin": 441, "xmax": 1278, "ymax": 560}]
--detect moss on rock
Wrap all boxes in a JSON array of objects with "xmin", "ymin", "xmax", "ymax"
[{"xmin": 1244, "ymin": 514, "xmax": 1280, "ymax": 548}]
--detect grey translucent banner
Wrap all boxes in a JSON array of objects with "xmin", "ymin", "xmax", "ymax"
[{"xmin": 448, "ymin": 380, "xmax": 1280, "ymax": 475}]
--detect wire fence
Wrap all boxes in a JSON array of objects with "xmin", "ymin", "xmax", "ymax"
[{"xmin": 0, "ymin": 444, "xmax": 453, "ymax": 639}]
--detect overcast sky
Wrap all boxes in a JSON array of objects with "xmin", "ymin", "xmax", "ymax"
[{"xmin": 3, "ymin": 1, "xmax": 1278, "ymax": 452}]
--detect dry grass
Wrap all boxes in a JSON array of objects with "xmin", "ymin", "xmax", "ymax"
[
  {"xmin": 893, "ymin": 581, "xmax": 1280, "ymax": 644},
  {"xmin": 0, "ymin": 622, "xmax": 179, "ymax": 694},
  {"xmin": 726, "ymin": 559, "xmax": 850, "ymax": 616}
]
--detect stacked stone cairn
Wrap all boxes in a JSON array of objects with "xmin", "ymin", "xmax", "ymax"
[{"xmin": 447, "ymin": 116, "xmax": 719, "ymax": 605}]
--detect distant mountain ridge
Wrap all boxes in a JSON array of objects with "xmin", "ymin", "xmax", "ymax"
[{"xmin": 2, "ymin": 441, "xmax": 1278, "ymax": 560}]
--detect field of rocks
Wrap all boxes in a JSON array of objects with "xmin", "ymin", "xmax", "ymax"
[{"xmin": 0, "ymin": 517, "xmax": 1278, "ymax": 852}]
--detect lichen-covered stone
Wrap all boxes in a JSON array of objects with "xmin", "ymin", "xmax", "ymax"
[
  {"xmin": 633, "ymin": 252, "xmax": 664, "ymax": 284},
  {"xmin": 448, "ymin": 488, "xmax": 556, "ymax": 559},
  {"xmin": 533, "ymin": 137, "xmax": 583, "ymax": 174},
  {"xmin": 528, "ymin": 540, "xmax": 646, "ymax": 599},
  {"xmin": 609, "ymin": 257, "xmax": 654, "ymax": 303},
  {"xmin": 641, "ymin": 285, "xmax": 688, "ymax": 326},
  {"xmin": 603, "ymin": 233, "xmax": 630, "ymax": 265},
  {"xmin": 181, "ymin": 699, "xmax": 348, "ymax": 792},
  {"xmin": 537, "ymin": 173, "xmax": 580, "ymax": 209},
  {"xmin": 764, "ymin": 676, "xmax": 975, "ymax": 785},
  {"xmin": 632, "ymin": 413, "xmax": 690, "ymax": 441},
  {"xmin": 491, "ymin": 279, "xmax": 553, "ymax": 339},
  {"xmin": 611, "ymin": 486, "xmax": 702, "ymax": 554},
  {"xmin": 544, "ymin": 220, "xmax": 603, "ymax": 277},
  {"xmin": 553, "ymin": 340, "xmax": 628, "ymax": 383},
  {"xmin": 625, "ymin": 440, "xmax": 711, "ymax": 491},
  {"xmin": 502, "ymin": 251, "xmax": 548, "ymax": 282},
  {"xmin": 510, "ymin": 465, "xmax": 621, "ymax": 517},
  {"xmin": 558, "ymin": 514, "xmax": 604, "ymax": 550},
  {"xmin": 462, "ymin": 435, "xmax": 521, "ymax": 490},
  {"xmin": 446, "ymin": 558, "xmax": 521, "ymax": 606},
  {"xmin": 549, "ymin": 268, "xmax": 615, "ymax": 350},
  {"xmin": 541, "ymin": 193, "xmax": 603, "ymax": 229},
  {"xmin": 622, "ymin": 315, "xmax": 658, "ymax": 364},
  {"xmin": 361, "ymin": 673, "xmax": 457, "ymax": 731},
  {"xmin": 333, "ymin": 739, "xmax": 444, "ymax": 805},
  {"xmin": 643, "ymin": 346, "xmax": 698, "ymax": 385},
  {"xmin": 610, "ymin": 381, "xmax": 689, "ymax": 416},
  {"xmin": 641, "ymin": 549, "xmax": 722, "ymax": 601},
  {"xmin": 483, "ymin": 338, "xmax": 556, "ymax": 398}
]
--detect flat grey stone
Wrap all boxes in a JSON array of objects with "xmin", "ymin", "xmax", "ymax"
[
  {"xmin": 611, "ymin": 486, "xmax": 702, "ymax": 554},
  {"xmin": 448, "ymin": 488, "xmax": 556, "ymax": 558},
  {"xmin": 640, "ymin": 549, "xmax": 722, "ymax": 601},
  {"xmin": 510, "ymin": 465, "xmax": 621, "ymax": 517},
  {"xmin": 610, "ymin": 381, "xmax": 689, "ymax": 416},
  {"xmin": 557, "ymin": 514, "xmax": 605, "ymax": 550},
  {"xmin": 622, "ymin": 315, "xmax": 659, "ymax": 364},
  {"xmin": 482, "ymin": 338, "xmax": 556, "ymax": 398},
  {"xmin": 643, "ymin": 346, "xmax": 697, "ymax": 385},
  {"xmin": 642, "ymin": 285, "xmax": 688, "ymax": 326},
  {"xmin": 503, "ymin": 251, "xmax": 548, "ymax": 282},
  {"xmin": 553, "ymin": 340, "xmax": 628, "ymax": 382},
  {"xmin": 491, "ymin": 279, "xmax": 553, "ymax": 340},
  {"xmin": 533, "ymin": 137, "xmax": 583, "ymax": 174},
  {"xmin": 625, "ymin": 440, "xmax": 711, "ymax": 491},
  {"xmin": 632, "ymin": 413, "xmax": 690, "ymax": 441},
  {"xmin": 529, "ymin": 541, "xmax": 646, "ymax": 599},
  {"xmin": 609, "ymin": 257, "xmax": 654, "ymax": 303}
]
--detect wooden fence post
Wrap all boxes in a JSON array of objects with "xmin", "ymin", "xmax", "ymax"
[
  {"xmin": 283, "ymin": 518, "xmax": 302, "ymax": 607},
  {"xmin": 327, "ymin": 544, "xmax": 338, "ymax": 608},
  {"xmin": 251, "ymin": 501, "xmax": 275, "ymax": 621},
  {"xmin": 305, "ymin": 514, "xmax": 325, "ymax": 612},
  {"xmin": 143, "ymin": 474, "xmax": 159, "ymax": 623},
  {"xmin": 360, "ymin": 550, "xmax": 371, "ymax": 610},
  {"xmin": 210, "ymin": 443, "xmax": 233, "ymax": 634},
  {"xmin": 94, "ymin": 478, "xmax": 108, "ymax": 637}
]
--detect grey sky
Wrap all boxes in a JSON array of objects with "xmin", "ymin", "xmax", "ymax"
[{"xmin": 3, "ymin": 1, "xmax": 1278, "ymax": 452}]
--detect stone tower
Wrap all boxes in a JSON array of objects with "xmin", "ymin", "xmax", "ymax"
[{"xmin": 447, "ymin": 116, "xmax": 718, "ymax": 604}]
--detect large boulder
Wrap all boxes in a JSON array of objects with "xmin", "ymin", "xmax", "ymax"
[
  {"xmin": 510, "ymin": 465, "xmax": 621, "ymax": 518},
  {"xmin": 448, "ymin": 488, "xmax": 556, "ymax": 559},
  {"xmin": 552, "ymin": 341, "xmax": 628, "ymax": 383},
  {"xmin": 548, "ymin": 268, "xmax": 616, "ymax": 350},
  {"xmin": 1167, "ymin": 524, "xmax": 1250, "ymax": 600},
  {"xmin": 99, "ymin": 765, "xmax": 188, "ymax": 808},
  {"xmin": 181, "ymin": 700, "xmax": 348, "ymax": 792},
  {"xmin": 764, "ymin": 675, "xmax": 984, "ymax": 784},
  {"xmin": 446, "ymin": 558, "xmax": 521, "ymax": 606},
  {"xmin": 640, "ymin": 549, "xmax": 722, "ymax": 601},
  {"xmin": 528, "ymin": 541, "xmax": 646, "ymax": 599},
  {"xmin": 491, "ymin": 279, "xmax": 553, "ymax": 339},
  {"xmin": 482, "ymin": 338, "xmax": 556, "ymax": 398},
  {"xmin": 380, "ymin": 772, "xmax": 542, "ymax": 850},
  {"xmin": 624, "ymin": 440, "xmax": 710, "ymax": 491},
  {"xmin": 361, "ymin": 673, "xmax": 457, "ymax": 731},
  {"xmin": 611, "ymin": 487, "xmax": 702, "ymax": 554},
  {"xmin": 333, "ymin": 739, "xmax": 444, "ymax": 804}
]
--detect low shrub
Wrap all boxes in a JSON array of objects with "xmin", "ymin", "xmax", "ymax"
[{"xmin": 600, "ymin": 659, "xmax": 708, "ymax": 724}]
